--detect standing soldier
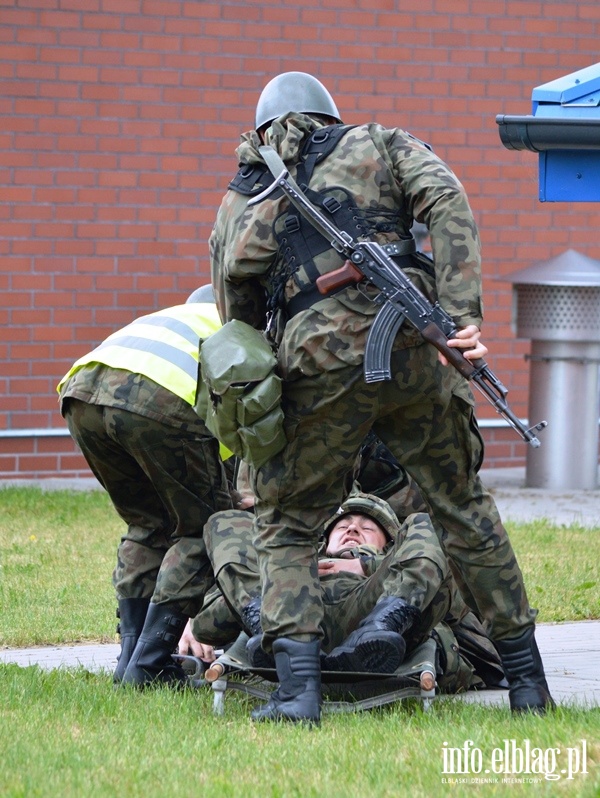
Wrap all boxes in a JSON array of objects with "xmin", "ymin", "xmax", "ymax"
[
  {"xmin": 57, "ymin": 285, "xmax": 232, "ymax": 687},
  {"xmin": 209, "ymin": 72, "xmax": 553, "ymax": 724}
]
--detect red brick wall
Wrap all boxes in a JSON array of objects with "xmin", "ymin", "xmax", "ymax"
[{"xmin": 2, "ymin": 0, "xmax": 600, "ymax": 478}]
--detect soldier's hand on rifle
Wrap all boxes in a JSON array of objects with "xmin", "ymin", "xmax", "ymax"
[{"xmin": 438, "ymin": 324, "xmax": 488, "ymax": 367}]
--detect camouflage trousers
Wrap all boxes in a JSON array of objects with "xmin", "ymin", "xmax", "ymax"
[
  {"xmin": 192, "ymin": 509, "xmax": 505, "ymax": 693},
  {"xmin": 194, "ymin": 508, "xmax": 454, "ymax": 654},
  {"xmin": 252, "ymin": 341, "xmax": 537, "ymax": 644},
  {"xmin": 63, "ymin": 399, "xmax": 231, "ymax": 615}
]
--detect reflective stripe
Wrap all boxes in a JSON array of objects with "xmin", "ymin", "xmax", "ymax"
[
  {"xmin": 219, "ymin": 442, "xmax": 234, "ymax": 461},
  {"xmin": 122, "ymin": 314, "xmax": 201, "ymax": 348},
  {"xmin": 94, "ymin": 335, "xmax": 198, "ymax": 383},
  {"xmin": 57, "ymin": 304, "xmax": 222, "ymax": 405}
]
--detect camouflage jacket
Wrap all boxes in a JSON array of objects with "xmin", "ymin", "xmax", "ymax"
[
  {"xmin": 59, "ymin": 364, "xmax": 199, "ymax": 428},
  {"xmin": 210, "ymin": 113, "xmax": 482, "ymax": 380}
]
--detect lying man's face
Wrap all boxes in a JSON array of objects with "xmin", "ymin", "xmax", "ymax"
[{"xmin": 326, "ymin": 513, "xmax": 388, "ymax": 556}]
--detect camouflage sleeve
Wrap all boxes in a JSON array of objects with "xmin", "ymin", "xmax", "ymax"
[
  {"xmin": 360, "ymin": 551, "xmax": 386, "ymax": 577},
  {"xmin": 381, "ymin": 512, "xmax": 450, "ymax": 611},
  {"xmin": 209, "ymin": 190, "xmax": 269, "ymax": 328},
  {"xmin": 378, "ymin": 126, "xmax": 483, "ymax": 329}
]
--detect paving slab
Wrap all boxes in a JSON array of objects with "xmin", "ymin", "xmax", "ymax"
[
  {"xmin": 0, "ymin": 642, "xmax": 119, "ymax": 673},
  {"xmin": 480, "ymin": 467, "xmax": 600, "ymax": 529},
  {"xmin": 2, "ymin": 621, "xmax": 599, "ymax": 709},
  {"xmin": 453, "ymin": 620, "xmax": 600, "ymax": 709}
]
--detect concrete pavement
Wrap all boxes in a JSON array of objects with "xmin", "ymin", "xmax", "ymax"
[
  {"xmin": 1, "ymin": 620, "xmax": 598, "ymax": 709},
  {"xmin": 455, "ymin": 619, "xmax": 600, "ymax": 708},
  {"xmin": 3, "ymin": 465, "xmax": 599, "ymax": 526},
  {"xmin": 481, "ymin": 466, "xmax": 600, "ymax": 529}
]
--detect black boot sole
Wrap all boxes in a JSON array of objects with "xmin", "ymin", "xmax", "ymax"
[
  {"xmin": 509, "ymin": 685, "xmax": 556, "ymax": 714},
  {"xmin": 251, "ymin": 696, "xmax": 321, "ymax": 726},
  {"xmin": 120, "ymin": 660, "xmax": 188, "ymax": 689},
  {"xmin": 323, "ymin": 637, "xmax": 403, "ymax": 674}
]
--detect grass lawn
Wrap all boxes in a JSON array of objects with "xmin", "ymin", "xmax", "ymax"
[{"xmin": 0, "ymin": 486, "xmax": 599, "ymax": 797}]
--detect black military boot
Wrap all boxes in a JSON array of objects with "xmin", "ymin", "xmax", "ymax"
[
  {"xmin": 240, "ymin": 597, "xmax": 275, "ymax": 669},
  {"xmin": 322, "ymin": 596, "xmax": 421, "ymax": 674},
  {"xmin": 494, "ymin": 627, "xmax": 555, "ymax": 714},
  {"xmin": 113, "ymin": 597, "xmax": 150, "ymax": 683},
  {"xmin": 251, "ymin": 637, "xmax": 321, "ymax": 725},
  {"xmin": 120, "ymin": 603, "xmax": 188, "ymax": 688}
]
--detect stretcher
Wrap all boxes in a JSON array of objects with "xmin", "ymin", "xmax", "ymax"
[{"xmin": 174, "ymin": 631, "xmax": 438, "ymax": 716}]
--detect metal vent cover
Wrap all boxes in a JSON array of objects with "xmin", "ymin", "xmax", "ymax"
[{"xmin": 514, "ymin": 284, "xmax": 600, "ymax": 341}]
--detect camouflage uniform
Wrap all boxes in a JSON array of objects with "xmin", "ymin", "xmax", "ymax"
[
  {"xmin": 210, "ymin": 113, "xmax": 537, "ymax": 647},
  {"xmin": 197, "ymin": 508, "xmax": 451, "ymax": 652},
  {"xmin": 193, "ymin": 507, "xmax": 504, "ymax": 692},
  {"xmin": 59, "ymin": 315, "xmax": 232, "ymax": 616}
]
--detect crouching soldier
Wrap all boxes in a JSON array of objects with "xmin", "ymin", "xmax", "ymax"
[{"xmin": 57, "ymin": 285, "xmax": 233, "ymax": 687}]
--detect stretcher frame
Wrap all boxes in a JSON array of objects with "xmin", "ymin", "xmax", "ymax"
[{"xmin": 176, "ymin": 635, "xmax": 438, "ymax": 716}]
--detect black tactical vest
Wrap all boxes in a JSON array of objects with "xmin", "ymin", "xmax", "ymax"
[
  {"xmin": 228, "ymin": 125, "xmax": 433, "ymax": 318},
  {"xmin": 229, "ymin": 125, "xmax": 364, "ymax": 315}
]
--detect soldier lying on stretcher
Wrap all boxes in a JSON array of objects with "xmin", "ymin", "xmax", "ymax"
[{"xmin": 180, "ymin": 487, "xmax": 505, "ymax": 694}]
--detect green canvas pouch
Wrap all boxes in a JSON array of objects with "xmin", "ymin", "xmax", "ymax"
[{"xmin": 196, "ymin": 320, "xmax": 286, "ymax": 468}]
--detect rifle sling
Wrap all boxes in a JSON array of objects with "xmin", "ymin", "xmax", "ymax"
[{"xmin": 259, "ymin": 145, "xmax": 419, "ymax": 318}]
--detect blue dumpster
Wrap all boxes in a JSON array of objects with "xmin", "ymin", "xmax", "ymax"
[{"xmin": 496, "ymin": 62, "xmax": 600, "ymax": 201}]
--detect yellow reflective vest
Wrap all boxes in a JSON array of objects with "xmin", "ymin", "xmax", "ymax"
[
  {"xmin": 57, "ymin": 303, "xmax": 233, "ymax": 460},
  {"xmin": 58, "ymin": 303, "xmax": 222, "ymax": 405}
]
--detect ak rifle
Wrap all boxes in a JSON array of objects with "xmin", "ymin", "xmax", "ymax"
[{"xmin": 249, "ymin": 162, "xmax": 547, "ymax": 447}]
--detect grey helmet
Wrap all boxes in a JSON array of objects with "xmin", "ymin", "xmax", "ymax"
[
  {"xmin": 186, "ymin": 284, "xmax": 215, "ymax": 304},
  {"xmin": 255, "ymin": 71, "xmax": 342, "ymax": 131}
]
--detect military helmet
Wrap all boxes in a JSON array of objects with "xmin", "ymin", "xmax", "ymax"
[
  {"xmin": 323, "ymin": 493, "xmax": 401, "ymax": 543},
  {"xmin": 186, "ymin": 284, "xmax": 215, "ymax": 304},
  {"xmin": 255, "ymin": 71, "xmax": 342, "ymax": 131}
]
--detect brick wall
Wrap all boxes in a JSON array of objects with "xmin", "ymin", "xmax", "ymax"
[{"xmin": 2, "ymin": 0, "xmax": 600, "ymax": 479}]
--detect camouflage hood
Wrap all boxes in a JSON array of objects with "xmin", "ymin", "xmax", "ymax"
[{"xmin": 235, "ymin": 112, "xmax": 333, "ymax": 168}]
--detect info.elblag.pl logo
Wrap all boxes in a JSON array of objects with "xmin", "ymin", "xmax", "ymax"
[{"xmin": 441, "ymin": 738, "xmax": 589, "ymax": 783}]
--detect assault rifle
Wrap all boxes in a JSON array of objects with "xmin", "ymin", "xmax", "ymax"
[{"xmin": 249, "ymin": 158, "xmax": 547, "ymax": 447}]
